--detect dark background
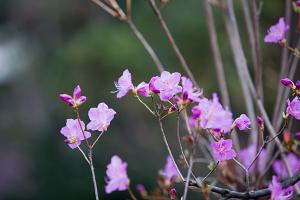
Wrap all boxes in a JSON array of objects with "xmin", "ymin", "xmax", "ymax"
[{"xmin": 0, "ymin": 0, "xmax": 297, "ymax": 199}]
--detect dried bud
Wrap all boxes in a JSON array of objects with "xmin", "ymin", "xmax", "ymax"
[{"xmin": 283, "ymin": 130, "xmax": 292, "ymax": 144}]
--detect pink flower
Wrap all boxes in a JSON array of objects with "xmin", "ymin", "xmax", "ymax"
[
  {"xmin": 149, "ymin": 76, "xmax": 160, "ymax": 94},
  {"xmin": 105, "ymin": 155, "xmax": 129, "ymax": 194},
  {"xmin": 239, "ymin": 144, "xmax": 266, "ymax": 174},
  {"xmin": 273, "ymin": 153, "xmax": 300, "ymax": 179},
  {"xmin": 286, "ymin": 97, "xmax": 300, "ymax": 120},
  {"xmin": 153, "ymin": 71, "xmax": 182, "ymax": 101},
  {"xmin": 115, "ymin": 69, "xmax": 134, "ymax": 98},
  {"xmin": 60, "ymin": 119, "xmax": 91, "ymax": 149},
  {"xmin": 281, "ymin": 78, "xmax": 294, "ymax": 88},
  {"xmin": 159, "ymin": 156, "xmax": 179, "ymax": 183},
  {"xmin": 181, "ymin": 77, "xmax": 202, "ymax": 102},
  {"xmin": 59, "ymin": 85, "xmax": 87, "ymax": 107},
  {"xmin": 211, "ymin": 138, "xmax": 236, "ymax": 162},
  {"xmin": 269, "ymin": 176, "xmax": 293, "ymax": 200},
  {"xmin": 87, "ymin": 102, "xmax": 116, "ymax": 132},
  {"xmin": 193, "ymin": 94, "xmax": 233, "ymax": 134},
  {"xmin": 136, "ymin": 82, "xmax": 152, "ymax": 97},
  {"xmin": 264, "ymin": 17, "xmax": 289, "ymax": 43},
  {"xmin": 233, "ymin": 114, "xmax": 251, "ymax": 131}
]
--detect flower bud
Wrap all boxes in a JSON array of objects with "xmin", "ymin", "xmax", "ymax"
[
  {"xmin": 257, "ymin": 116, "xmax": 264, "ymax": 129},
  {"xmin": 169, "ymin": 188, "xmax": 177, "ymax": 200},
  {"xmin": 280, "ymin": 78, "xmax": 294, "ymax": 87}
]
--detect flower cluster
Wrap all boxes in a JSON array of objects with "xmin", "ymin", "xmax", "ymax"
[
  {"xmin": 59, "ymin": 85, "xmax": 116, "ymax": 149},
  {"xmin": 114, "ymin": 69, "xmax": 202, "ymax": 104}
]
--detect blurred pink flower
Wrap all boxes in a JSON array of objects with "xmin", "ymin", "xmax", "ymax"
[
  {"xmin": 159, "ymin": 156, "xmax": 179, "ymax": 183},
  {"xmin": 264, "ymin": 17, "xmax": 289, "ymax": 43},
  {"xmin": 87, "ymin": 102, "xmax": 116, "ymax": 132},
  {"xmin": 269, "ymin": 176, "xmax": 293, "ymax": 200},
  {"xmin": 115, "ymin": 69, "xmax": 134, "ymax": 98},
  {"xmin": 181, "ymin": 77, "xmax": 202, "ymax": 102},
  {"xmin": 257, "ymin": 115, "xmax": 264, "ymax": 129},
  {"xmin": 211, "ymin": 138, "xmax": 236, "ymax": 162},
  {"xmin": 193, "ymin": 94, "xmax": 233, "ymax": 133},
  {"xmin": 105, "ymin": 155, "xmax": 129, "ymax": 194},
  {"xmin": 59, "ymin": 85, "xmax": 87, "ymax": 107},
  {"xmin": 273, "ymin": 153, "xmax": 300, "ymax": 179},
  {"xmin": 286, "ymin": 97, "xmax": 300, "ymax": 120},
  {"xmin": 149, "ymin": 76, "xmax": 160, "ymax": 94},
  {"xmin": 239, "ymin": 144, "xmax": 266, "ymax": 174},
  {"xmin": 60, "ymin": 119, "xmax": 91, "ymax": 149},
  {"xmin": 153, "ymin": 71, "xmax": 182, "ymax": 101},
  {"xmin": 234, "ymin": 114, "xmax": 251, "ymax": 131}
]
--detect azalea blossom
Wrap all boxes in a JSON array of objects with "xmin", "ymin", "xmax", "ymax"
[
  {"xmin": 233, "ymin": 114, "xmax": 251, "ymax": 131},
  {"xmin": 268, "ymin": 176, "xmax": 293, "ymax": 200},
  {"xmin": 149, "ymin": 76, "xmax": 160, "ymax": 94},
  {"xmin": 60, "ymin": 85, "xmax": 87, "ymax": 107},
  {"xmin": 136, "ymin": 82, "xmax": 152, "ymax": 97},
  {"xmin": 192, "ymin": 93, "xmax": 233, "ymax": 134},
  {"xmin": 286, "ymin": 97, "xmax": 300, "ymax": 120},
  {"xmin": 115, "ymin": 69, "xmax": 134, "ymax": 98},
  {"xmin": 159, "ymin": 156, "xmax": 179, "ymax": 183},
  {"xmin": 153, "ymin": 71, "xmax": 182, "ymax": 101},
  {"xmin": 211, "ymin": 138, "xmax": 236, "ymax": 162},
  {"xmin": 264, "ymin": 17, "xmax": 289, "ymax": 43},
  {"xmin": 181, "ymin": 77, "xmax": 202, "ymax": 102},
  {"xmin": 60, "ymin": 119, "xmax": 91, "ymax": 149},
  {"xmin": 105, "ymin": 155, "xmax": 130, "ymax": 194},
  {"xmin": 239, "ymin": 144, "xmax": 266, "ymax": 174},
  {"xmin": 87, "ymin": 102, "xmax": 116, "ymax": 132}
]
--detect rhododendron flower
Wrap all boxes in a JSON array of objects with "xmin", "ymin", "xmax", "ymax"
[
  {"xmin": 281, "ymin": 78, "xmax": 294, "ymax": 88},
  {"xmin": 149, "ymin": 76, "xmax": 160, "ymax": 94},
  {"xmin": 153, "ymin": 71, "xmax": 182, "ymax": 101},
  {"xmin": 60, "ymin": 85, "xmax": 87, "ymax": 107},
  {"xmin": 269, "ymin": 176, "xmax": 293, "ymax": 200},
  {"xmin": 273, "ymin": 153, "xmax": 300, "ymax": 180},
  {"xmin": 159, "ymin": 156, "xmax": 179, "ymax": 183},
  {"xmin": 233, "ymin": 114, "xmax": 251, "ymax": 131},
  {"xmin": 181, "ymin": 77, "xmax": 202, "ymax": 102},
  {"xmin": 87, "ymin": 102, "xmax": 116, "ymax": 132},
  {"xmin": 239, "ymin": 144, "xmax": 266, "ymax": 174},
  {"xmin": 264, "ymin": 17, "xmax": 289, "ymax": 43},
  {"xmin": 115, "ymin": 69, "xmax": 134, "ymax": 98},
  {"xmin": 105, "ymin": 155, "xmax": 129, "ymax": 194},
  {"xmin": 211, "ymin": 139, "xmax": 236, "ymax": 162},
  {"xmin": 60, "ymin": 119, "xmax": 91, "ymax": 149},
  {"xmin": 192, "ymin": 94, "xmax": 233, "ymax": 133},
  {"xmin": 286, "ymin": 97, "xmax": 300, "ymax": 120},
  {"xmin": 136, "ymin": 82, "xmax": 152, "ymax": 97}
]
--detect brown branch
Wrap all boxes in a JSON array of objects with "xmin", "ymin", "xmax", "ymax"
[{"xmin": 148, "ymin": 0, "xmax": 199, "ymax": 88}]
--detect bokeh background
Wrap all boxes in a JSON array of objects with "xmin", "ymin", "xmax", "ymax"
[{"xmin": 0, "ymin": 0, "xmax": 298, "ymax": 199}]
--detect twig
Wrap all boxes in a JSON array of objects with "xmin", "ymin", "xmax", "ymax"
[
  {"xmin": 88, "ymin": 149, "xmax": 100, "ymax": 200},
  {"xmin": 91, "ymin": 131, "xmax": 105, "ymax": 148},
  {"xmin": 148, "ymin": 0, "xmax": 199, "ymax": 88},
  {"xmin": 200, "ymin": 161, "xmax": 219, "ymax": 185},
  {"xmin": 127, "ymin": 19, "xmax": 165, "ymax": 72},
  {"xmin": 158, "ymin": 118, "xmax": 184, "ymax": 181},
  {"xmin": 91, "ymin": 0, "xmax": 118, "ymax": 17},
  {"xmin": 78, "ymin": 146, "xmax": 90, "ymax": 165},
  {"xmin": 233, "ymin": 158, "xmax": 250, "ymax": 189},
  {"xmin": 183, "ymin": 156, "xmax": 194, "ymax": 200},
  {"xmin": 128, "ymin": 186, "xmax": 138, "ymax": 200},
  {"xmin": 136, "ymin": 95, "xmax": 156, "ymax": 116}
]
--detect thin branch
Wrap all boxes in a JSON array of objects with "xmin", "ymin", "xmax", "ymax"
[
  {"xmin": 148, "ymin": 0, "xmax": 199, "ymax": 88},
  {"xmin": 200, "ymin": 161, "xmax": 219, "ymax": 184},
  {"xmin": 233, "ymin": 158, "xmax": 250, "ymax": 189},
  {"xmin": 127, "ymin": 186, "xmax": 138, "ymax": 200},
  {"xmin": 78, "ymin": 146, "xmax": 90, "ymax": 165},
  {"xmin": 91, "ymin": 0, "xmax": 118, "ymax": 17},
  {"xmin": 158, "ymin": 118, "xmax": 184, "ymax": 181},
  {"xmin": 91, "ymin": 131, "xmax": 105, "ymax": 148},
  {"xmin": 183, "ymin": 156, "xmax": 194, "ymax": 200},
  {"xmin": 88, "ymin": 149, "xmax": 100, "ymax": 200}
]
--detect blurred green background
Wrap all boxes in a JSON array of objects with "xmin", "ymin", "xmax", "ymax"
[{"xmin": 0, "ymin": 0, "xmax": 297, "ymax": 199}]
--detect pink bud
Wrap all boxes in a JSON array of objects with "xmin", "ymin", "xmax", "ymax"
[
  {"xmin": 73, "ymin": 85, "xmax": 82, "ymax": 99},
  {"xmin": 280, "ymin": 78, "xmax": 294, "ymax": 87},
  {"xmin": 257, "ymin": 116, "xmax": 264, "ymax": 129},
  {"xmin": 295, "ymin": 132, "xmax": 300, "ymax": 139},
  {"xmin": 296, "ymin": 81, "xmax": 300, "ymax": 90}
]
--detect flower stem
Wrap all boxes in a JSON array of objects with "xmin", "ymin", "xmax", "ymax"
[
  {"xmin": 89, "ymin": 149, "xmax": 100, "ymax": 200},
  {"xmin": 91, "ymin": 131, "xmax": 105, "ymax": 148},
  {"xmin": 127, "ymin": 186, "xmax": 137, "ymax": 200}
]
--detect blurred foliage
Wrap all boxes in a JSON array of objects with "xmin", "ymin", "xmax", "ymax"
[{"xmin": 0, "ymin": 0, "xmax": 298, "ymax": 199}]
